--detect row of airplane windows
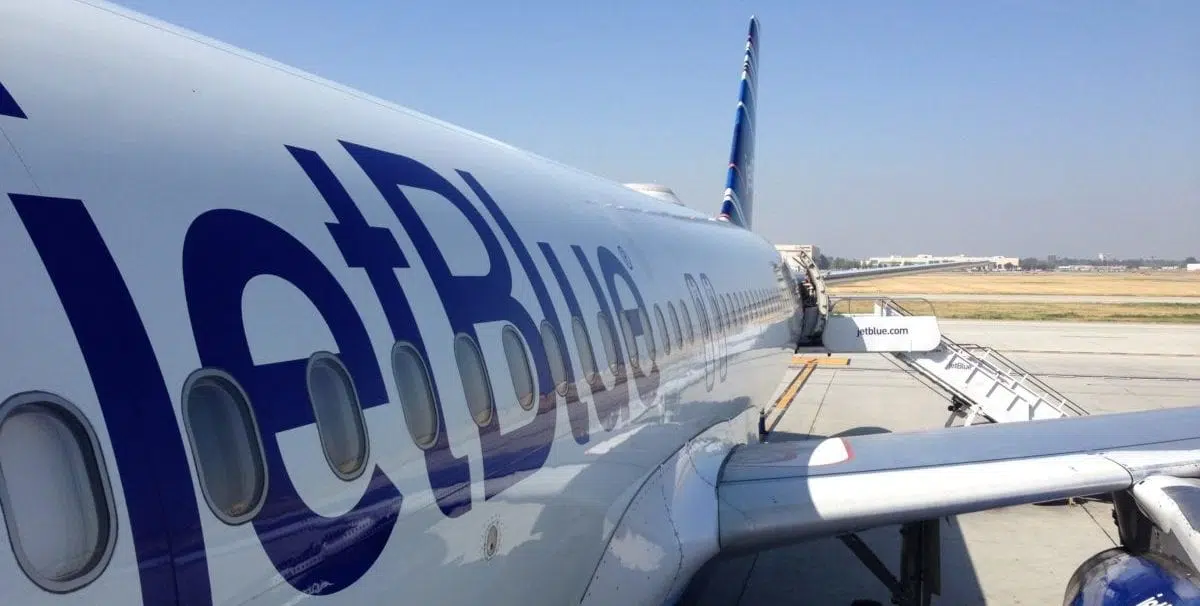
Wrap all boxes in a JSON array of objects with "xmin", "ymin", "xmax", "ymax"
[{"xmin": 0, "ymin": 284, "xmax": 790, "ymax": 594}]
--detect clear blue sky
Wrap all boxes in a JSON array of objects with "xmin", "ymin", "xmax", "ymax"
[{"xmin": 113, "ymin": 0, "xmax": 1198, "ymax": 259}]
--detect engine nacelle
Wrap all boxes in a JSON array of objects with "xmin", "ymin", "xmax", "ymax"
[{"xmin": 1064, "ymin": 547, "xmax": 1200, "ymax": 605}]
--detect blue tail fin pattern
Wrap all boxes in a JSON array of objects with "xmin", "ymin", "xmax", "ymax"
[{"xmin": 717, "ymin": 17, "xmax": 759, "ymax": 229}]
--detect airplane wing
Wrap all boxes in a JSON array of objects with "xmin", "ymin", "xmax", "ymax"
[{"xmin": 718, "ymin": 405, "xmax": 1200, "ymax": 555}]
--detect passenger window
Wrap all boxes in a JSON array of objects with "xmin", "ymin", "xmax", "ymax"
[
  {"xmin": 667, "ymin": 302, "xmax": 683, "ymax": 351},
  {"xmin": 620, "ymin": 311, "xmax": 641, "ymax": 366},
  {"xmin": 0, "ymin": 393, "xmax": 116, "ymax": 593},
  {"xmin": 596, "ymin": 312, "xmax": 622, "ymax": 375},
  {"xmin": 540, "ymin": 321, "xmax": 570, "ymax": 396},
  {"xmin": 502, "ymin": 326, "xmax": 536, "ymax": 411},
  {"xmin": 183, "ymin": 370, "xmax": 267, "ymax": 525},
  {"xmin": 392, "ymin": 342, "xmax": 439, "ymax": 450},
  {"xmin": 654, "ymin": 304, "xmax": 671, "ymax": 356},
  {"xmin": 688, "ymin": 276, "xmax": 713, "ymax": 343},
  {"xmin": 640, "ymin": 308, "xmax": 657, "ymax": 362},
  {"xmin": 572, "ymin": 316, "xmax": 602, "ymax": 385},
  {"xmin": 454, "ymin": 334, "xmax": 496, "ymax": 426},
  {"xmin": 307, "ymin": 352, "xmax": 369, "ymax": 480},
  {"xmin": 705, "ymin": 291, "xmax": 722, "ymax": 336},
  {"xmin": 679, "ymin": 300, "xmax": 695, "ymax": 345}
]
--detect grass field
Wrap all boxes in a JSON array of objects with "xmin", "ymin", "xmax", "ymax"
[
  {"xmin": 827, "ymin": 271, "xmax": 1200, "ymax": 323},
  {"xmin": 916, "ymin": 301, "xmax": 1200, "ymax": 323},
  {"xmin": 828, "ymin": 271, "xmax": 1200, "ymax": 297}
]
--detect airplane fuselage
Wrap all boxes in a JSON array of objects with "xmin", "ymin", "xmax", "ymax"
[{"xmin": 0, "ymin": 2, "xmax": 799, "ymax": 604}]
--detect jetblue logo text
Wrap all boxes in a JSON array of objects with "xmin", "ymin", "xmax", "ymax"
[
  {"xmin": 856, "ymin": 326, "xmax": 910, "ymax": 337},
  {"xmin": 8, "ymin": 140, "xmax": 719, "ymax": 604}
]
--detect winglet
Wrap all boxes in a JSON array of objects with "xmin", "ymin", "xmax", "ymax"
[{"xmin": 717, "ymin": 17, "xmax": 759, "ymax": 229}]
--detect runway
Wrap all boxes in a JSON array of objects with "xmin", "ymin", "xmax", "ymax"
[
  {"xmin": 865, "ymin": 293, "xmax": 1200, "ymax": 304},
  {"xmin": 685, "ymin": 319, "xmax": 1200, "ymax": 605}
]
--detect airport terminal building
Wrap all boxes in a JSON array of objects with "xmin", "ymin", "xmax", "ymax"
[
  {"xmin": 866, "ymin": 254, "xmax": 1020, "ymax": 270},
  {"xmin": 773, "ymin": 245, "xmax": 1018, "ymax": 272}
]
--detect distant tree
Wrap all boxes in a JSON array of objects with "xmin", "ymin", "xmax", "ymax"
[
  {"xmin": 1003, "ymin": 262, "xmax": 1016, "ymax": 271},
  {"xmin": 1186, "ymin": 256, "xmax": 1198, "ymax": 265},
  {"xmin": 1019, "ymin": 257, "xmax": 1047, "ymax": 271},
  {"xmin": 816, "ymin": 254, "xmax": 831, "ymax": 270},
  {"xmin": 830, "ymin": 257, "xmax": 860, "ymax": 270}
]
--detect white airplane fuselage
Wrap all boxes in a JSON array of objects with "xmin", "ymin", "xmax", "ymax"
[{"xmin": 0, "ymin": 2, "xmax": 798, "ymax": 604}]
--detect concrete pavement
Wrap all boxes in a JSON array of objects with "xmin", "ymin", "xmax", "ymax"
[
  {"xmin": 856, "ymin": 293, "xmax": 1200, "ymax": 304},
  {"xmin": 684, "ymin": 319, "xmax": 1200, "ymax": 605}
]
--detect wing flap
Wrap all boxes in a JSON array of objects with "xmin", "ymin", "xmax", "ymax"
[
  {"xmin": 720, "ymin": 452, "xmax": 1130, "ymax": 554},
  {"xmin": 717, "ymin": 407, "xmax": 1200, "ymax": 555}
]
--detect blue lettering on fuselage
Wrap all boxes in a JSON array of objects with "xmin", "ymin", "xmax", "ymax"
[
  {"xmin": 10, "ymin": 194, "xmax": 210, "ymax": 606},
  {"xmin": 286, "ymin": 145, "xmax": 473, "ymax": 519},
  {"xmin": 461, "ymin": 171, "xmax": 594, "ymax": 446},
  {"xmin": 0, "ymin": 80, "xmax": 27, "ymax": 119},
  {"xmin": 182, "ymin": 208, "xmax": 401, "ymax": 595},
  {"xmin": 538, "ymin": 242, "xmax": 606, "ymax": 438},
  {"xmin": 5, "ymin": 136, "xmax": 686, "ymax": 603},
  {"xmin": 598, "ymin": 245, "xmax": 661, "ymax": 404},
  {"xmin": 571, "ymin": 244, "xmax": 633, "ymax": 428},
  {"xmin": 340, "ymin": 141, "xmax": 562, "ymax": 502}
]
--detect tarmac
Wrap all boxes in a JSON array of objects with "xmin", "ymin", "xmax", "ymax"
[{"xmin": 686, "ymin": 319, "xmax": 1200, "ymax": 605}]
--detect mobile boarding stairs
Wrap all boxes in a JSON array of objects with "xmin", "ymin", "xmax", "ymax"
[
  {"xmin": 779, "ymin": 263, "xmax": 1103, "ymax": 605},
  {"xmin": 781, "ymin": 247, "xmax": 1088, "ymax": 427},
  {"xmin": 771, "ymin": 256, "xmax": 1200, "ymax": 606},
  {"xmin": 812, "ymin": 295, "xmax": 1090, "ymax": 427}
]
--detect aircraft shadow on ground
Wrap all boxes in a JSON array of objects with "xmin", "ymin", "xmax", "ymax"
[{"xmin": 678, "ymin": 426, "xmax": 989, "ymax": 606}]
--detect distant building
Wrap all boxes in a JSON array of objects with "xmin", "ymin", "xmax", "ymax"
[
  {"xmin": 866, "ymin": 254, "xmax": 1019, "ymax": 271},
  {"xmin": 1055, "ymin": 265, "xmax": 1127, "ymax": 272},
  {"xmin": 1188, "ymin": 263, "xmax": 1200, "ymax": 272}
]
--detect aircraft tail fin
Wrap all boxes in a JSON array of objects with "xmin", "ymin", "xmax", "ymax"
[{"xmin": 717, "ymin": 16, "xmax": 760, "ymax": 229}]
